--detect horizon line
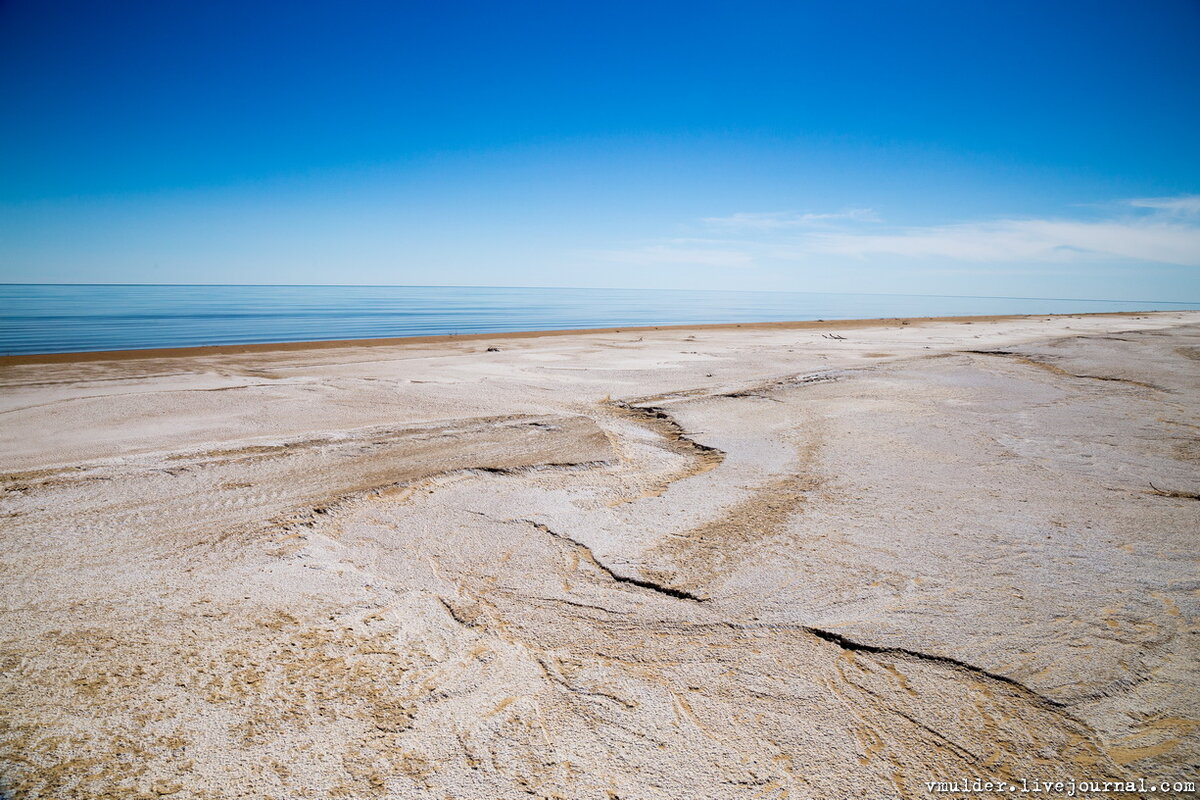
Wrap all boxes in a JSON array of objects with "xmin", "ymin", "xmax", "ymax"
[{"xmin": 2, "ymin": 282, "xmax": 1198, "ymax": 307}]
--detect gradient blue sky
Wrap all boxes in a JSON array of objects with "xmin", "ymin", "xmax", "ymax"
[{"xmin": 1, "ymin": 0, "xmax": 1198, "ymax": 299}]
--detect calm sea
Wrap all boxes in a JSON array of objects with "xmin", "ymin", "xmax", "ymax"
[{"xmin": 2, "ymin": 284, "xmax": 1197, "ymax": 356}]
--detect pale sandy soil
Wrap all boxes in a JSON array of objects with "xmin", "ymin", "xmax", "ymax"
[{"xmin": 1, "ymin": 312, "xmax": 1198, "ymax": 799}]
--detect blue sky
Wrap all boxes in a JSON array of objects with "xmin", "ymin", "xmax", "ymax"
[{"xmin": 1, "ymin": 0, "xmax": 1197, "ymax": 300}]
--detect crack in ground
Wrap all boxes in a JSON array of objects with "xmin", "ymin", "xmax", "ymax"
[
  {"xmin": 799, "ymin": 625, "xmax": 1068, "ymax": 711},
  {"xmin": 479, "ymin": 502, "xmax": 1076, "ymax": 719},
  {"xmin": 962, "ymin": 350, "xmax": 1163, "ymax": 391},
  {"xmin": 514, "ymin": 518, "xmax": 710, "ymax": 603},
  {"xmin": 606, "ymin": 401, "xmax": 726, "ymax": 463}
]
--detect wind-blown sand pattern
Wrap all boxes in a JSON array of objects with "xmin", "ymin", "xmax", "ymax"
[{"xmin": 1, "ymin": 312, "xmax": 1198, "ymax": 799}]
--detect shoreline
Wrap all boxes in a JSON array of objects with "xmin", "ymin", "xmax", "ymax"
[{"xmin": 0, "ymin": 309, "xmax": 1161, "ymax": 366}]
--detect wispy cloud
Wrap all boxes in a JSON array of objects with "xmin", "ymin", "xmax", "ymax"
[
  {"xmin": 586, "ymin": 244, "xmax": 754, "ymax": 268},
  {"xmin": 1127, "ymin": 194, "xmax": 1200, "ymax": 215},
  {"xmin": 701, "ymin": 208, "xmax": 879, "ymax": 230},
  {"xmin": 809, "ymin": 217, "xmax": 1200, "ymax": 266},
  {"xmin": 581, "ymin": 195, "xmax": 1200, "ymax": 273},
  {"xmin": 806, "ymin": 200, "xmax": 1200, "ymax": 266}
]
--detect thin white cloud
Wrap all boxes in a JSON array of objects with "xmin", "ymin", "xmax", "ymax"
[
  {"xmin": 584, "ymin": 195, "xmax": 1200, "ymax": 273},
  {"xmin": 587, "ymin": 244, "xmax": 753, "ymax": 268},
  {"xmin": 701, "ymin": 208, "xmax": 879, "ymax": 230},
  {"xmin": 810, "ymin": 216, "xmax": 1200, "ymax": 266},
  {"xmin": 1127, "ymin": 195, "xmax": 1200, "ymax": 215}
]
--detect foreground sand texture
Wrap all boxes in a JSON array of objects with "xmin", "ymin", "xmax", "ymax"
[{"xmin": 2, "ymin": 312, "xmax": 1198, "ymax": 799}]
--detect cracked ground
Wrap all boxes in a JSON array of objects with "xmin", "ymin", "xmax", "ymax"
[{"xmin": 1, "ymin": 312, "xmax": 1198, "ymax": 799}]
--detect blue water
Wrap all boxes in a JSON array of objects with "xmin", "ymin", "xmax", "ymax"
[{"xmin": 1, "ymin": 284, "xmax": 1197, "ymax": 356}]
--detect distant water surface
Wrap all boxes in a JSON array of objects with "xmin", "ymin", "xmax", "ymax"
[{"xmin": 2, "ymin": 284, "xmax": 1197, "ymax": 355}]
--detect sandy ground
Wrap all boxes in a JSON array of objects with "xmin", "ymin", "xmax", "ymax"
[{"xmin": 1, "ymin": 311, "xmax": 1198, "ymax": 799}]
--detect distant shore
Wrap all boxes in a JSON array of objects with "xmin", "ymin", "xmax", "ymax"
[{"xmin": 0, "ymin": 309, "xmax": 1158, "ymax": 366}]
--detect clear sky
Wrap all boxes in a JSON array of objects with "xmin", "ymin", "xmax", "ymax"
[{"xmin": 1, "ymin": 0, "xmax": 1198, "ymax": 300}]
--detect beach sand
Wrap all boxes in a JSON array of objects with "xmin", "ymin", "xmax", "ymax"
[{"xmin": 1, "ymin": 311, "xmax": 1198, "ymax": 798}]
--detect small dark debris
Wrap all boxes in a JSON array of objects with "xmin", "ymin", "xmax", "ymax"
[{"xmin": 1149, "ymin": 482, "xmax": 1200, "ymax": 501}]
